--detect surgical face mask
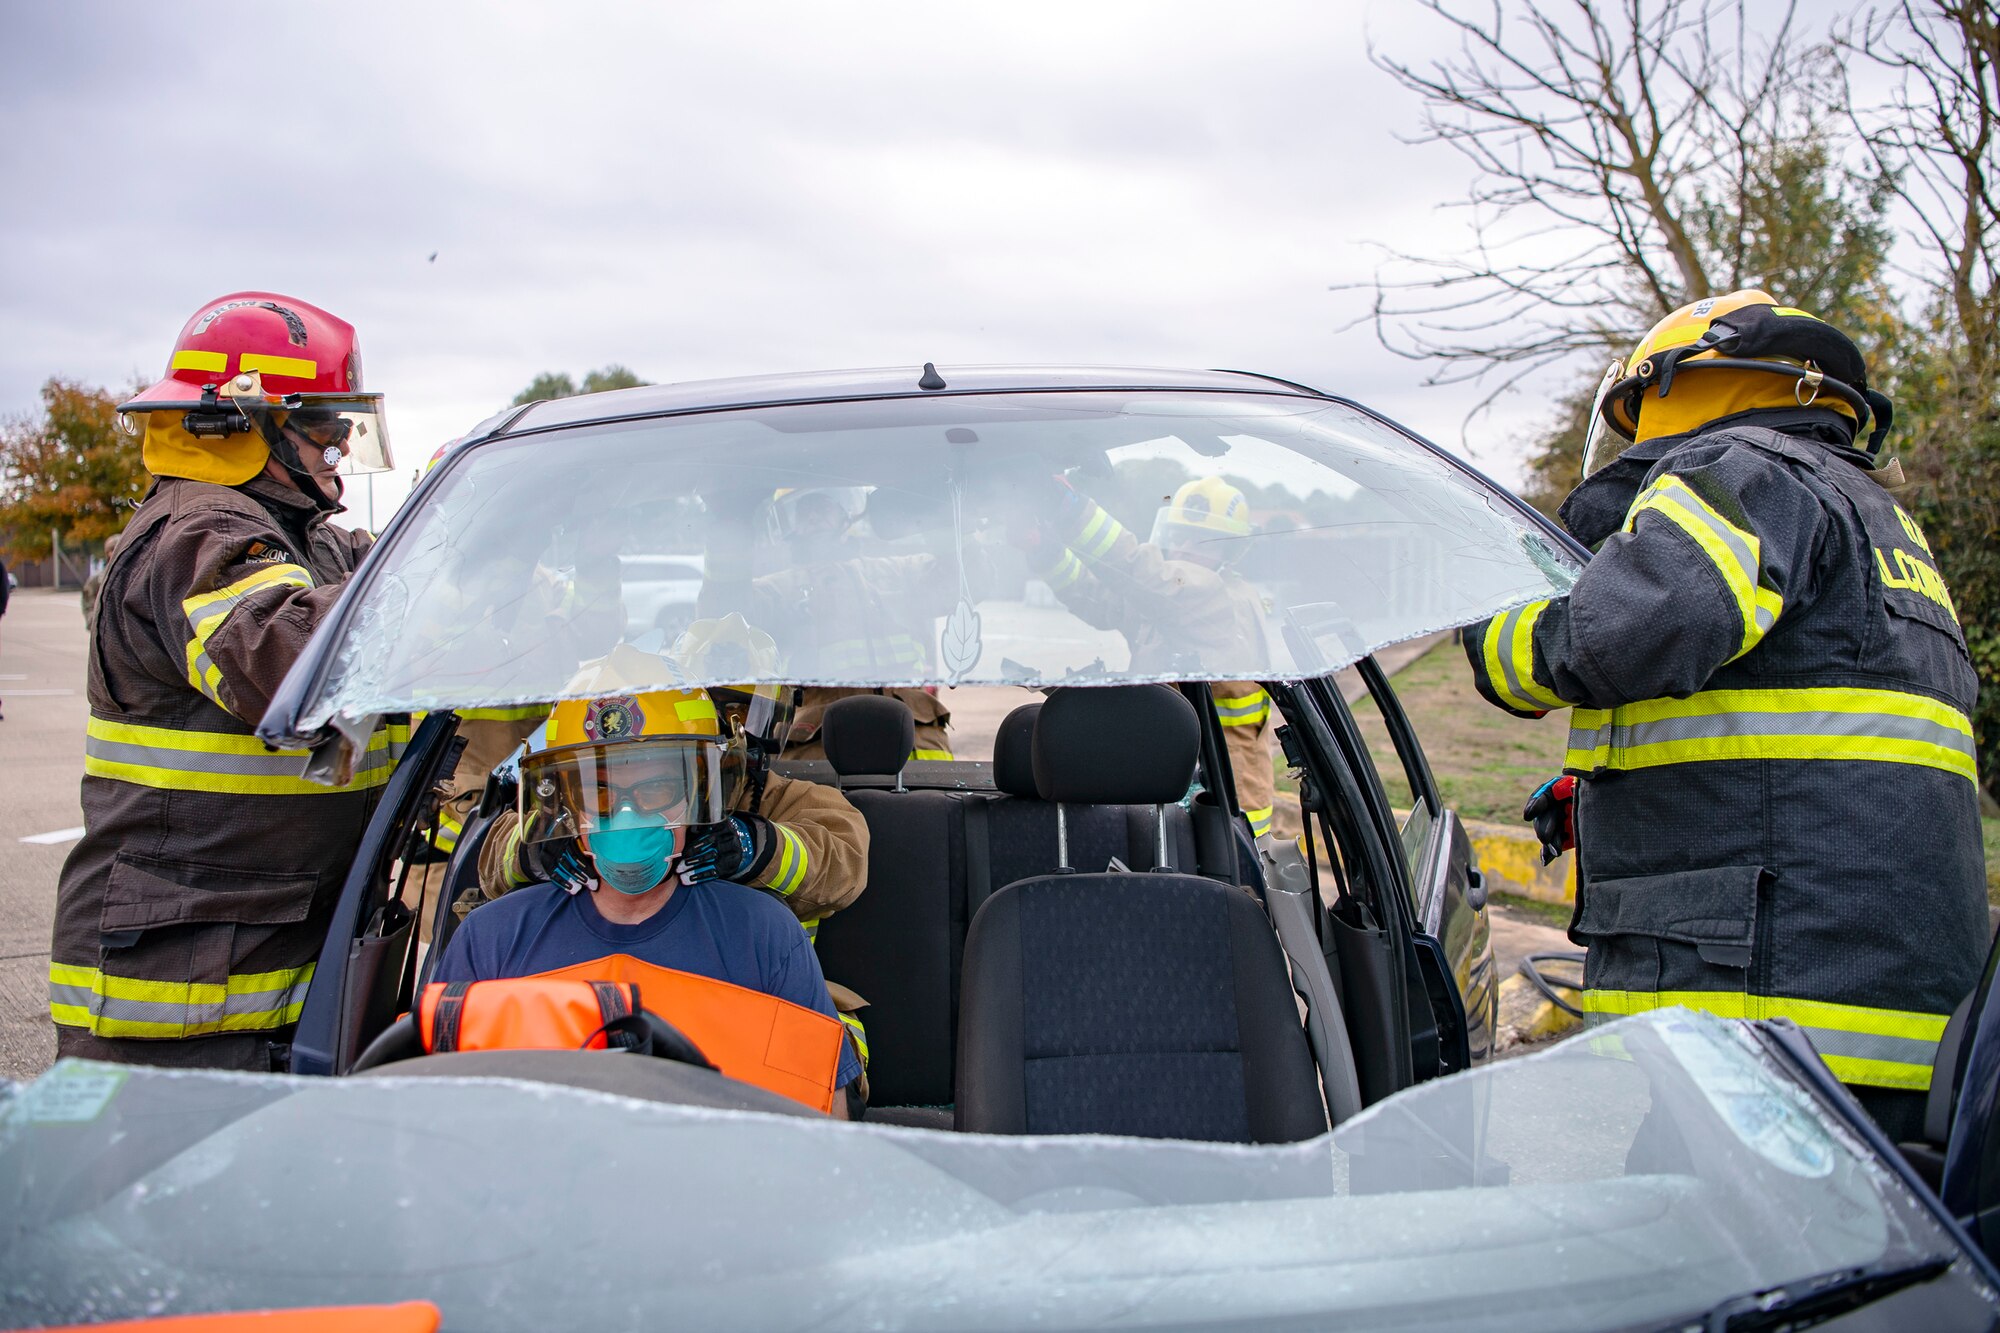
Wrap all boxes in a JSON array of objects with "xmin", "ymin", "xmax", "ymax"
[{"xmin": 587, "ymin": 807, "xmax": 679, "ymax": 895}]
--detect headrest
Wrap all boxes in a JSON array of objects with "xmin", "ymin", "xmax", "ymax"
[
  {"xmin": 1032, "ymin": 686, "xmax": 1198, "ymax": 805},
  {"xmin": 820, "ymin": 694, "xmax": 915, "ymax": 778},
  {"xmin": 993, "ymin": 702, "xmax": 1043, "ymax": 797}
]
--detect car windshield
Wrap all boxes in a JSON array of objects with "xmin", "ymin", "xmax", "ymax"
[
  {"xmin": 3, "ymin": 1012, "xmax": 1985, "ymax": 1331},
  {"xmin": 291, "ymin": 390, "xmax": 1579, "ymax": 731}
]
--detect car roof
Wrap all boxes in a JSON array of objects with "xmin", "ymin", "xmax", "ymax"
[{"xmin": 493, "ymin": 364, "xmax": 1327, "ymax": 436}]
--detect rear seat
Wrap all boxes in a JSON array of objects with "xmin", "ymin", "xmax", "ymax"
[
  {"xmin": 808, "ymin": 688, "xmax": 1208, "ymax": 1116},
  {"xmin": 810, "ymin": 697, "xmax": 969, "ymax": 1108}
]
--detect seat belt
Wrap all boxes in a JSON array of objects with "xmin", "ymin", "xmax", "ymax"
[{"xmin": 963, "ymin": 794, "xmax": 995, "ymax": 920}]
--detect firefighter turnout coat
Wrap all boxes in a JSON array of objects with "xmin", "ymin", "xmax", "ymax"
[
  {"xmin": 1036, "ymin": 497, "xmax": 1279, "ymax": 839},
  {"xmin": 50, "ymin": 474, "xmax": 394, "ymax": 1068},
  {"xmin": 1466, "ymin": 410, "xmax": 1987, "ymax": 1094}
]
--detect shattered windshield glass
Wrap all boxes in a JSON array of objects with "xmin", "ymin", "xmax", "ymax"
[
  {"xmin": 3, "ymin": 1012, "xmax": 1987, "ymax": 1331},
  {"xmin": 297, "ymin": 391, "xmax": 1579, "ymax": 728}
]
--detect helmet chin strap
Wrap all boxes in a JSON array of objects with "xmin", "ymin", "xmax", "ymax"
[{"xmin": 250, "ymin": 413, "xmax": 343, "ymax": 513}]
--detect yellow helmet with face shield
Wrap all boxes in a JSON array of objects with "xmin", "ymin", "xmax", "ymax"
[
  {"xmin": 1150, "ymin": 477, "xmax": 1252, "ymax": 564},
  {"xmin": 673, "ymin": 613, "xmax": 797, "ymax": 756},
  {"xmin": 1582, "ymin": 289, "xmax": 1892, "ymax": 477},
  {"xmin": 519, "ymin": 687, "xmax": 729, "ymax": 894}
]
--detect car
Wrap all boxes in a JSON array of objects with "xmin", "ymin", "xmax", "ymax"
[
  {"xmin": 6, "ymin": 364, "xmax": 1999, "ymax": 1329},
  {"xmin": 618, "ymin": 551, "xmax": 704, "ymax": 641}
]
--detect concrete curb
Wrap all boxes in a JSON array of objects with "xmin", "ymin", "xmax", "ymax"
[
  {"xmin": 1465, "ymin": 816, "xmax": 1576, "ymax": 905},
  {"xmin": 1495, "ymin": 971, "xmax": 1583, "ymax": 1052}
]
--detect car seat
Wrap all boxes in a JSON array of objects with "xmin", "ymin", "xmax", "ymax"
[{"xmin": 955, "ymin": 685, "xmax": 1327, "ymax": 1143}]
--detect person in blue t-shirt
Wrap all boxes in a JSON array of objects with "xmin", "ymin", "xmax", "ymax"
[{"xmin": 433, "ymin": 686, "xmax": 862, "ymax": 1110}]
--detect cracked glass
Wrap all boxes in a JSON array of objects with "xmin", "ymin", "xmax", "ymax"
[
  {"xmin": 297, "ymin": 391, "xmax": 1581, "ymax": 730},
  {"xmin": 2, "ymin": 1013, "xmax": 1985, "ymax": 1330}
]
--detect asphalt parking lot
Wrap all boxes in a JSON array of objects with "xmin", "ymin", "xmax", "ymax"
[{"xmin": 1, "ymin": 589, "xmax": 87, "ymax": 1081}]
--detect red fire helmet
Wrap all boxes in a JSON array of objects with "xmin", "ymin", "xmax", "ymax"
[{"xmin": 125, "ymin": 291, "xmax": 364, "ymax": 408}]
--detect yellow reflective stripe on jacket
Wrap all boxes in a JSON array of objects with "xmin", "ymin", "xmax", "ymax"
[
  {"xmin": 1245, "ymin": 805, "xmax": 1273, "ymax": 839},
  {"xmin": 1582, "ymin": 989, "xmax": 1945, "ymax": 1090},
  {"xmin": 1564, "ymin": 687, "xmax": 1976, "ymax": 783},
  {"xmin": 49, "ymin": 959, "xmax": 314, "ymax": 1038},
  {"xmin": 1045, "ymin": 548, "xmax": 1085, "ymax": 590},
  {"xmin": 1074, "ymin": 504, "xmax": 1126, "ymax": 562},
  {"xmin": 430, "ymin": 805, "xmax": 463, "ymax": 854},
  {"xmin": 759, "ymin": 823, "xmax": 810, "ymax": 896},
  {"xmin": 838, "ymin": 1010, "xmax": 870, "ymax": 1068},
  {"xmin": 458, "ymin": 703, "xmax": 554, "ymax": 723},
  {"xmin": 910, "ymin": 748, "xmax": 954, "ymax": 761},
  {"xmin": 181, "ymin": 562, "xmax": 315, "ymax": 711},
  {"xmin": 1214, "ymin": 688, "xmax": 1271, "ymax": 728},
  {"xmin": 84, "ymin": 714, "xmax": 407, "ymax": 796},
  {"xmin": 1481, "ymin": 600, "xmax": 1568, "ymax": 712},
  {"xmin": 1624, "ymin": 474, "xmax": 1781, "ymax": 658}
]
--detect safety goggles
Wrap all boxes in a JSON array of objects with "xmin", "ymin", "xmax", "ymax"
[{"xmin": 518, "ymin": 737, "xmax": 729, "ymax": 844}]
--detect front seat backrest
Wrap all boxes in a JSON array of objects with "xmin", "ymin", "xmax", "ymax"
[
  {"xmin": 820, "ymin": 693, "xmax": 916, "ymax": 789},
  {"xmin": 957, "ymin": 684, "xmax": 1325, "ymax": 1142}
]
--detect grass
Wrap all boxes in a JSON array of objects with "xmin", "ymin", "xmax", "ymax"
[
  {"xmin": 1490, "ymin": 891, "xmax": 1573, "ymax": 930},
  {"xmin": 1342, "ymin": 639, "xmax": 1572, "ymax": 826},
  {"xmin": 1986, "ymin": 817, "xmax": 2000, "ymax": 905}
]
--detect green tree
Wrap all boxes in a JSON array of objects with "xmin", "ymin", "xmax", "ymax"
[
  {"xmin": 580, "ymin": 365, "xmax": 647, "ymax": 394},
  {"xmin": 511, "ymin": 365, "xmax": 649, "ymax": 406},
  {"xmin": 0, "ymin": 379, "xmax": 146, "ymax": 560},
  {"xmin": 1838, "ymin": 0, "xmax": 2000, "ymax": 799},
  {"xmin": 1520, "ymin": 138, "xmax": 1902, "ymax": 514}
]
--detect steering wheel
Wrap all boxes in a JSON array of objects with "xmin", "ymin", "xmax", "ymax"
[{"xmin": 348, "ymin": 1005, "xmax": 716, "ymax": 1075}]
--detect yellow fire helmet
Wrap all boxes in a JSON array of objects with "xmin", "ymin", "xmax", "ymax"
[
  {"xmin": 518, "ymin": 687, "xmax": 729, "ymax": 853},
  {"xmin": 673, "ymin": 612, "xmax": 796, "ymax": 754},
  {"xmin": 1150, "ymin": 476, "xmax": 1253, "ymax": 559},
  {"xmin": 1583, "ymin": 289, "xmax": 1891, "ymax": 476}
]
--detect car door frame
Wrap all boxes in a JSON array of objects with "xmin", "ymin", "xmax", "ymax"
[
  {"xmin": 289, "ymin": 709, "xmax": 463, "ymax": 1076},
  {"xmin": 1355, "ymin": 655, "xmax": 1497, "ymax": 1067}
]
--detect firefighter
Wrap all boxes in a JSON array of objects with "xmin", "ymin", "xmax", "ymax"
[
  {"xmin": 49, "ymin": 292, "xmax": 398, "ymax": 1070},
  {"xmin": 1017, "ymin": 475, "xmax": 1279, "ymax": 840},
  {"xmin": 430, "ymin": 686, "xmax": 864, "ymax": 1115},
  {"xmin": 474, "ymin": 633, "xmax": 871, "ymax": 933},
  {"xmin": 1464, "ymin": 290, "xmax": 1987, "ymax": 1139}
]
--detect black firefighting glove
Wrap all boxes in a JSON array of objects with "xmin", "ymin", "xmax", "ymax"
[
  {"xmin": 1523, "ymin": 775, "xmax": 1577, "ymax": 866},
  {"xmin": 679, "ymin": 814, "xmax": 775, "ymax": 886}
]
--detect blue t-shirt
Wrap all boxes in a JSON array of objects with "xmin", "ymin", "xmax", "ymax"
[{"xmin": 432, "ymin": 880, "xmax": 862, "ymax": 1088}]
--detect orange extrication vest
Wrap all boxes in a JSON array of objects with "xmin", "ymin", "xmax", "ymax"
[{"xmin": 416, "ymin": 956, "xmax": 847, "ymax": 1113}]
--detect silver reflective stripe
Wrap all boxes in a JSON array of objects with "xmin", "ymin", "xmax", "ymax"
[
  {"xmin": 86, "ymin": 736, "xmax": 314, "ymax": 778},
  {"xmin": 49, "ymin": 980, "xmax": 94, "ymax": 1012},
  {"xmin": 1803, "ymin": 1027, "xmax": 1940, "ymax": 1068},
  {"xmin": 1648, "ymin": 481, "xmax": 1756, "ymax": 584},
  {"xmin": 84, "ymin": 734, "xmax": 400, "ymax": 780},
  {"xmin": 1602, "ymin": 708, "xmax": 1972, "ymax": 758},
  {"xmin": 1493, "ymin": 604, "xmax": 1535, "ymax": 709}
]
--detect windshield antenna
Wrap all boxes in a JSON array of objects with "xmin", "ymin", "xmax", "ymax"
[{"xmin": 918, "ymin": 362, "xmax": 947, "ymax": 391}]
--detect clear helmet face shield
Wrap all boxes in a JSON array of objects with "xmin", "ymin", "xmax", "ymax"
[
  {"xmin": 1580, "ymin": 360, "xmax": 1633, "ymax": 479},
  {"xmin": 282, "ymin": 397, "xmax": 394, "ymax": 476},
  {"xmin": 518, "ymin": 736, "xmax": 730, "ymax": 846},
  {"xmin": 218, "ymin": 374, "xmax": 394, "ymax": 476}
]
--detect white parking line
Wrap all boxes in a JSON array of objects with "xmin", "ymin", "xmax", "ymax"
[
  {"xmin": 19, "ymin": 827, "xmax": 85, "ymax": 845},
  {"xmin": 0, "ymin": 674, "xmax": 25, "ymax": 681}
]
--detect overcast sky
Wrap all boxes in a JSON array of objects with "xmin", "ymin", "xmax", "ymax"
[{"xmin": 0, "ymin": 2, "xmax": 1805, "ymax": 523}]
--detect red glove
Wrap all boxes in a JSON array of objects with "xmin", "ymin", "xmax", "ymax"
[{"xmin": 1523, "ymin": 775, "xmax": 1577, "ymax": 865}]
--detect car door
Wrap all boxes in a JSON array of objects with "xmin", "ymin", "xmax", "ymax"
[
  {"xmin": 1355, "ymin": 655, "xmax": 1498, "ymax": 1066},
  {"xmin": 288, "ymin": 710, "xmax": 463, "ymax": 1075},
  {"xmin": 1937, "ymin": 924, "xmax": 2000, "ymax": 1263}
]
